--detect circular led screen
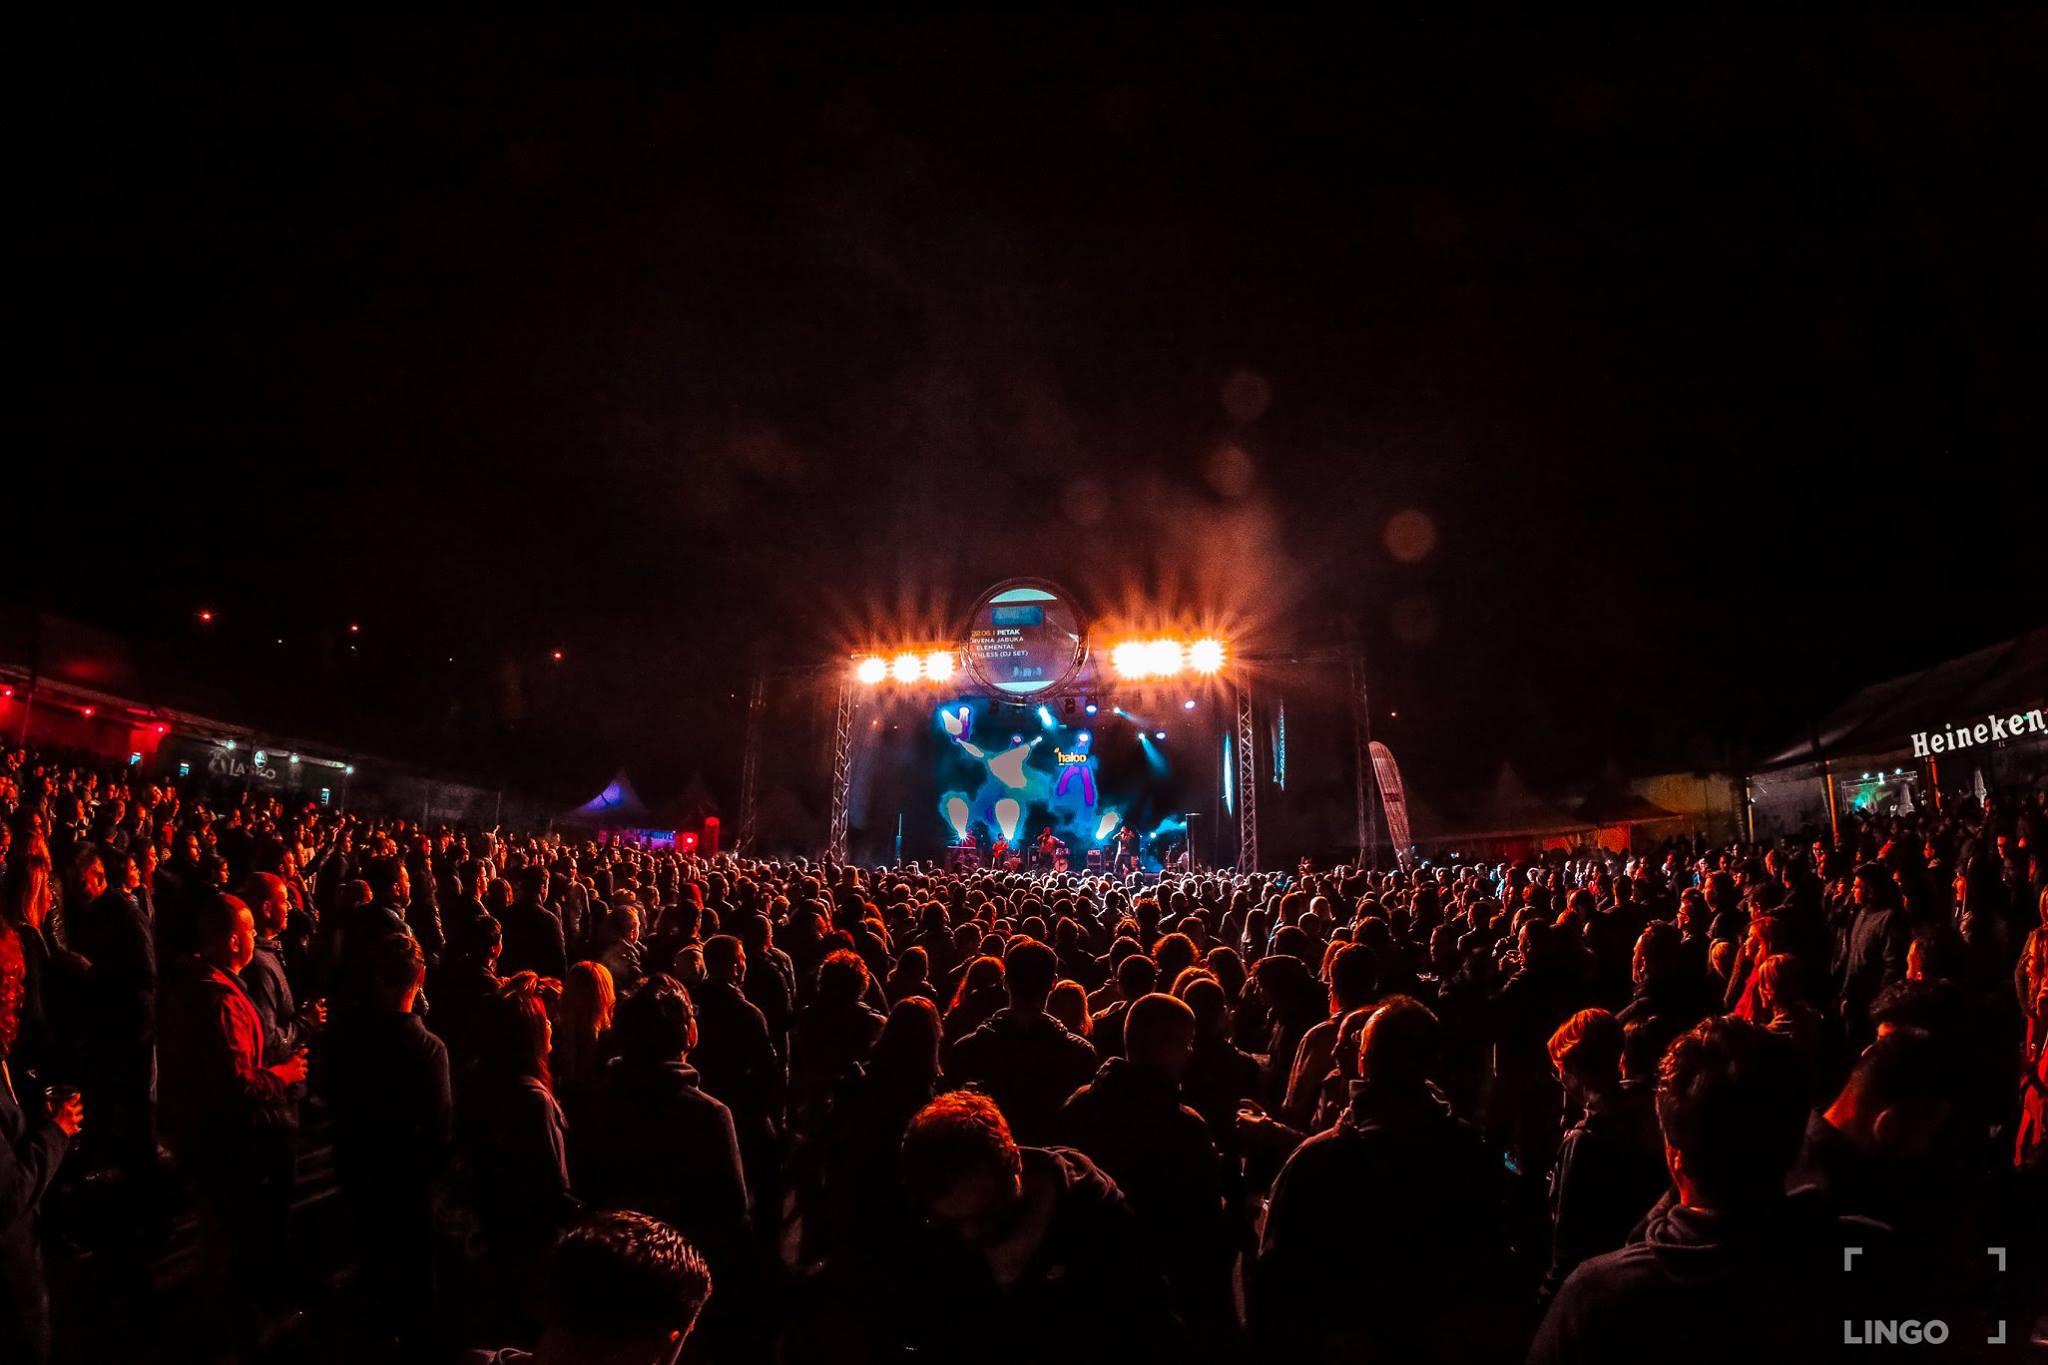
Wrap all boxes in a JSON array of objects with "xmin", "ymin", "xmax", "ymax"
[{"xmin": 962, "ymin": 579, "xmax": 1087, "ymax": 697}]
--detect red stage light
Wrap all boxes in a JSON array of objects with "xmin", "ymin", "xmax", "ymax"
[{"xmin": 82, "ymin": 706, "xmax": 95, "ymax": 717}]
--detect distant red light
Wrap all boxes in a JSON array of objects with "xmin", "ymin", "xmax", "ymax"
[
  {"xmin": 349, "ymin": 623, "xmax": 361, "ymax": 633},
  {"xmin": 82, "ymin": 706, "xmax": 95, "ymax": 717},
  {"xmin": 551, "ymin": 649, "xmax": 565, "ymax": 662},
  {"xmin": 153, "ymin": 723, "xmax": 169, "ymax": 734},
  {"xmin": 198, "ymin": 610, "xmax": 214, "ymax": 624}
]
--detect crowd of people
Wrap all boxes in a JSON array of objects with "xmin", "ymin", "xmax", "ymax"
[{"xmin": 2, "ymin": 738, "xmax": 2045, "ymax": 1362}]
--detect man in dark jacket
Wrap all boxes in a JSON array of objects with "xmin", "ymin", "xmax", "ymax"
[
  {"xmin": 1057, "ymin": 992, "xmax": 1229, "ymax": 1339},
  {"xmin": 898, "ymin": 1089, "xmax": 1180, "ymax": 1364},
  {"xmin": 948, "ymin": 938, "xmax": 1096, "ymax": 1144},
  {"xmin": 736, "ymin": 912, "xmax": 793, "ymax": 1050},
  {"xmin": 1530, "ymin": 1017, "xmax": 1887, "ymax": 1365},
  {"xmin": 65, "ymin": 849, "xmax": 158, "ymax": 1184},
  {"xmin": 1255, "ymin": 995, "xmax": 1513, "ymax": 1365},
  {"xmin": 1541, "ymin": 1009, "xmax": 1667, "ymax": 1303},
  {"xmin": 498, "ymin": 865, "xmax": 567, "ymax": 980},
  {"xmin": 321, "ymin": 930, "xmax": 451, "ymax": 1360},
  {"xmin": 579, "ymin": 976, "xmax": 753, "ymax": 1359},
  {"xmin": 239, "ymin": 872, "xmax": 322, "ymax": 1066},
  {"xmin": 691, "ymin": 936, "xmax": 783, "ymax": 1184},
  {"xmin": 1835, "ymin": 863, "xmax": 1910, "ymax": 1045}
]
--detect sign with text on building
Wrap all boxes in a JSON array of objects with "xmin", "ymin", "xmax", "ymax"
[{"xmin": 1911, "ymin": 705, "xmax": 2046, "ymax": 757}]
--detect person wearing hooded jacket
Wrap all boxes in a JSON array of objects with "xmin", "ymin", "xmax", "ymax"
[{"xmin": 1529, "ymin": 1017, "xmax": 1891, "ymax": 1365}]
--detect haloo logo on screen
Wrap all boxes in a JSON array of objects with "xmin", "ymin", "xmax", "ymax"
[{"xmin": 963, "ymin": 579, "xmax": 1087, "ymax": 697}]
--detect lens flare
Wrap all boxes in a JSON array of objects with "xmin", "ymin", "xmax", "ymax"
[
  {"xmin": 856, "ymin": 656, "xmax": 888, "ymax": 685},
  {"xmin": 891, "ymin": 652, "xmax": 922, "ymax": 683},
  {"xmin": 924, "ymin": 650, "xmax": 955, "ymax": 682},
  {"xmin": 1189, "ymin": 638, "xmax": 1226, "ymax": 674},
  {"xmin": 1112, "ymin": 641, "xmax": 1150, "ymax": 678}
]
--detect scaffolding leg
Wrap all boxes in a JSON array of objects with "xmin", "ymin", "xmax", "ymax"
[
  {"xmin": 1235, "ymin": 681, "xmax": 1258, "ymax": 872},
  {"xmin": 826, "ymin": 680, "xmax": 855, "ymax": 863}
]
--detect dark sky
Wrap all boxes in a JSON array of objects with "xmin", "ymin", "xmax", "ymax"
[{"xmin": 18, "ymin": 13, "xmax": 2047, "ymax": 803}]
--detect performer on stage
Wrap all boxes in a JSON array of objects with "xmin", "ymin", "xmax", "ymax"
[
  {"xmin": 1033, "ymin": 828, "xmax": 1062, "ymax": 869},
  {"xmin": 1113, "ymin": 824, "xmax": 1139, "ymax": 873}
]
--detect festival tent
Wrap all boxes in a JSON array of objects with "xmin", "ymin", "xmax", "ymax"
[
  {"xmin": 1745, "ymin": 624, "xmax": 2048, "ymax": 840},
  {"xmin": 1408, "ymin": 764, "xmax": 1595, "ymax": 855},
  {"xmin": 559, "ymin": 770, "xmax": 660, "ymax": 828},
  {"xmin": 1759, "ymin": 623, "xmax": 2048, "ymax": 767}
]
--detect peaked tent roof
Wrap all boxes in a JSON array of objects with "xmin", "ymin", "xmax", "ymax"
[
  {"xmin": 1762, "ymin": 623, "xmax": 2048, "ymax": 767},
  {"xmin": 1574, "ymin": 785, "xmax": 1683, "ymax": 826},
  {"xmin": 1573, "ymin": 763, "xmax": 1684, "ymax": 826},
  {"xmin": 1411, "ymin": 764, "xmax": 1594, "ymax": 843},
  {"xmin": 561, "ymin": 770, "xmax": 660, "ymax": 826}
]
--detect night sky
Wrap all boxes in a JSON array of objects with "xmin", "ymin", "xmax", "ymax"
[{"xmin": 18, "ymin": 13, "xmax": 2046, "ymax": 805}]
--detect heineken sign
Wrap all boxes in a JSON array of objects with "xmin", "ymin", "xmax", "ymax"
[{"xmin": 1911, "ymin": 706, "xmax": 2046, "ymax": 758}]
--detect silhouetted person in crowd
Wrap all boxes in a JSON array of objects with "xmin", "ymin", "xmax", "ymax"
[
  {"xmin": 500, "ymin": 866, "xmax": 567, "ymax": 980},
  {"xmin": 1530, "ymin": 1016, "xmax": 1882, "ymax": 1365},
  {"xmin": 239, "ymin": 871, "xmax": 324, "ymax": 1065},
  {"xmin": 321, "ymin": 929, "xmax": 452, "ymax": 1360},
  {"xmin": 1256, "ymin": 995, "xmax": 1512, "ymax": 1364},
  {"xmin": 1791, "ymin": 1025, "xmax": 1987, "ymax": 1319},
  {"xmin": 64, "ymin": 847, "xmax": 157, "ymax": 1189},
  {"xmin": 1615, "ymin": 921, "xmax": 1709, "ymax": 1060},
  {"xmin": 897, "ymin": 1090, "xmax": 1178, "ymax": 1363},
  {"xmin": 813, "ymin": 995, "xmax": 942, "ymax": 1266},
  {"xmin": 948, "ymin": 938, "xmax": 1096, "ymax": 1144},
  {"xmin": 1541, "ymin": 1008, "xmax": 1666, "ymax": 1302},
  {"xmin": 580, "ymin": 974, "xmax": 754, "ymax": 1358},
  {"xmin": 691, "ymin": 934, "xmax": 782, "ymax": 1198},
  {"xmin": 1088, "ymin": 950, "xmax": 1156, "ymax": 1058},
  {"xmin": 463, "ymin": 971, "xmax": 577, "ymax": 1342},
  {"xmin": 791, "ymin": 947, "xmax": 887, "ymax": 1129},
  {"xmin": 1057, "ymin": 991, "xmax": 1230, "ymax": 1342},
  {"xmin": 482, "ymin": 1210, "xmax": 712, "ymax": 1365},
  {"xmin": 1836, "ymin": 862, "xmax": 1910, "ymax": 1045},
  {"xmin": 158, "ymin": 892, "xmax": 309, "ymax": 1350}
]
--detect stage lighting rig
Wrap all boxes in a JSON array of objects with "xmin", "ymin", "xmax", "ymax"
[
  {"xmin": 852, "ymin": 648, "xmax": 958, "ymax": 686},
  {"xmin": 1109, "ymin": 634, "xmax": 1229, "ymax": 680}
]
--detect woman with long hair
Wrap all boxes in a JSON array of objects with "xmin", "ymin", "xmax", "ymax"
[
  {"xmin": 551, "ymin": 961, "xmax": 616, "ymax": 1116},
  {"xmin": 1250, "ymin": 953, "xmax": 1325, "ymax": 1103},
  {"xmin": 812, "ymin": 996, "xmax": 942, "ymax": 1265},
  {"xmin": 1047, "ymin": 978, "xmax": 1093, "ymax": 1039},
  {"xmin": 0, "ymin": 854, "xmax": 62, "ymax": 1082},
  {"xmin": 941, "ymin": 954, "xmax": 1006, "ymax": 1057},
  {"xmin": 461, "ymin": 972, "xmax": 576, "ymax": 1342}
]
